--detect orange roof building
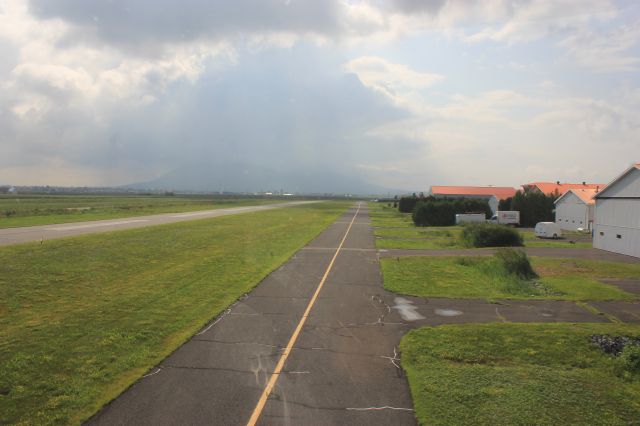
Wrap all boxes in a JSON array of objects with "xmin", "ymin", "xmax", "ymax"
[
  {"xmin": 428, "ymin": 186, "xmax": 518, "ymax": 213},
  {"xmin": 522, "ymin": 182, "xmax": 605, "ymax": 196},
  {"xmin": 429, "ymin": 186, "xmax": 517, "ymax": 200}
]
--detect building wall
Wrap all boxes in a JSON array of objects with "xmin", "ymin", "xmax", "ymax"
[
  {"xmin": 594, "ymin": 198, "xmax": 640, "ymax": 258},
  {"xmin": 555, "ymin": 192, "xmax": 591, "ymax": 230}
]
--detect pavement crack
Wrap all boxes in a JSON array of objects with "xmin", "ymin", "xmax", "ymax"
[
  {"xmin": 380, "ymin": 347, "xmax": 401, "ymax": 370},
  {"xmin": 293, "ymin": 345, "xmax": 400, "ymax": 362},
  {"xmin": 346, "ymin": 406, "xmax": 414, "ymax": 412},
  {"xmin": 142, "ymin": 367, "xmax": 162, "ymax": 378}
]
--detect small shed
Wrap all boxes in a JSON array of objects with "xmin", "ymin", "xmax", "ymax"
[
  {"xmin": 554, "ymin": 188, "xmax": 599, "ymax": 231},
  {"xmin": 593, "ymin": 163, "xmax": 640, "ymax": 258}
]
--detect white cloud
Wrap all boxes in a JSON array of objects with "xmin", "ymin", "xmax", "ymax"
[
  {"xmin": 559, "ymin": 22, "xmax": 640, "ymax": 72},
  {"xmin": 343, "ymin": 56, "xmax": 443, "ymax": 103}
]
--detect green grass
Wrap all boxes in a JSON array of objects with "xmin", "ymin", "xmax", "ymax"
[
  {"xmin": 401, "ymin": 323, "xmax": 640, "ymax": 425},
  {"xmin": 368, "ymin": 202, "xmax": 415, "ymax": 228},
  {"xmin": 521, "ymin": 229, "xmax": 592, "ymax": 248},
  {"xmin": 381, "ymin": 256, "xmax": 639, "ymax": 301},
  {"xmin": 0, "ymin": 194, "xmax": 291, "ymax": 228},
  {"xmin": 369, "ymin": 202, "xmax": 593, "ymax": 250},
  {"xmin": 0, "ymin": 201, "xmax": 348, "ymax": 425}
]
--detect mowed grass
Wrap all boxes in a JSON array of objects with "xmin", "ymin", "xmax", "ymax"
[
  {"xmin": 0, "ymin": 201, "xmax": 347, "ymax": 425},
  {"xmin": 0, "ymin": 194, "xmax": 289, "ymax": 228},
  {"xmin": 368, "ymin": 202, "xmax": 414, "ymax": 228},
  {"xmin": 376, "ymin": 227, "xmax": 465, "ymax": 250},
  {"xmin": 521, "ymin": 229, "xmax": 592, "ymax": 248},
  {"xmin": 381, "ymin": 256, "xmax": 639, "ymax": 301},
  {"xmin": 401, "ymin": 323, "xmax": 640, "ymax": 425}
]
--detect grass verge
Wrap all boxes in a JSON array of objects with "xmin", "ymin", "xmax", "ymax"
[
  {"xmin": 401, "ymin": 323, "xmax": 640, "ymax": 425},
  {"xmin": 0, "ymin": 195, "xmax": 290, "ymax": 228},
  {"xmin": 368, "ymin": 202, "xmax": 414, "ymax": 229},
  {"xmin": 381, "ymin": 256, "xmax": 639, "ymax": 301},
  {"xmin": 0, "ymin": 201, "xmax": 347, "ymax": 425},
  {"xmin": 369, "ymin": 202, "xmax": 593, "ymax": 249}
]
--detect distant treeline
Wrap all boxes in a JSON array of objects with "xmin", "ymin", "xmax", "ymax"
[
  {"xmin": 399, "ymin": 195, "xmax": 491, "ymax": 226},
  {"xmin": 398, "ymin": 189, "xmax": 556, "ymax": 227},
  {"xmin": 498, "ymin": 190, "xmax": 556, "ymax": 227}
]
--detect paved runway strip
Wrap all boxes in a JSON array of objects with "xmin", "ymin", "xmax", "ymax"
[
  {"xmin": 86, "ymin": 204, "xmax": 613, "ymax": 425},
  {"xmin": 87, "ymin": 204, "xmax": 417, "ymax": 425},
  {"xmin": 0, "ymin": 201, "xmax": 318, "ymax": 247}
]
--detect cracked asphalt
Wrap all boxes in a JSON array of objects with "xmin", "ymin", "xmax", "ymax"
[{"xmin": 86, "ymin": 204, "xmax": 637, "ymax": 426}]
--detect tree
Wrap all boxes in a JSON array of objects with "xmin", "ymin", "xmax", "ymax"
[{"xmin": 510, "ymin": 189, "xmax": 556, "ymax": 227}]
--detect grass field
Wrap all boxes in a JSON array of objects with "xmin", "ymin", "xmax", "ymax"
[
  {"xmin": 369, "ymin": 202, "xmax": 414, "ymax": 228},
  {"xmin": 0, "ymin": 201, "xmax": 347, "ymax": 425},
  {"xmin": 376, "ymin": 227, "xmax": 465, "ymax": 249},
  {"xmin": 381, "ymin": 256, "xmax": 639, "ymax": 301},
  {"xmin": 401, "ymin": 323, "xmax": 640, "ymax": 425},
  {"xmin": 0, "ymin": 194, "xmax": 289, "ymax": 228},
  {"xmin": 370, "ymin": 202, "xmax": 593, "ymax": 249}
]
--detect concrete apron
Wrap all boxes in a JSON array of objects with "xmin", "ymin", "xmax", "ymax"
[{"xmin": 86, "ymin": 205, "xmax": 622, "ymax": 426}]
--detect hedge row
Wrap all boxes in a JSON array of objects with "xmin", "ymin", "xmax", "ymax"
[{"xmin": 411, "ymin": 198, "xmax": 492, "ymax": 227}]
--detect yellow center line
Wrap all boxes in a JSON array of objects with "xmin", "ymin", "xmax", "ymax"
[{"xmin": 246, "ymin": 202, "xmax": 362, "ymax": 426}]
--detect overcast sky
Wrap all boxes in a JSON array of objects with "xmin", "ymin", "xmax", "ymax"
[{"xmin": 1, "ymin": 0, "xmax": 639, "ymax": 190}]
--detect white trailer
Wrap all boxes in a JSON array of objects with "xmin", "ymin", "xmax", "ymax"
[
  {"xmin": 455, "ymin": 213, "xmax": 486, "ymax": 225},
  {"xmin": 489, "ymin": 211, "xmax": 520, "ymax": 226}
]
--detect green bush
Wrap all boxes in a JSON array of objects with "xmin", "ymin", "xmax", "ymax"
[
  {"xmin": 461, "ymin": 223, "xmax": 524, "ymax": 248},
  {"xmin": 398, "ymin": 196, "xmax": 419, "ymax": 213},
  {"xmin": 620, "ymin": 344, "xmax": 640, "ymax": 375},
  {"xmin": 494, "ymin": 248, "xmax": 538, "ymax": 279}
]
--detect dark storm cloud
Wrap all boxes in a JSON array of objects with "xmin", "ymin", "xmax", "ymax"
[
  {"xmin": 100, "ymin": 46, "xmax": 409, "ymax": 172},
  {"xmin": 28, "ymin": 0, "xmax": 343, "ymax": 48},
  {"xmin": 383, "ymin": 0, "xmax": 447, "ymax": 14}
]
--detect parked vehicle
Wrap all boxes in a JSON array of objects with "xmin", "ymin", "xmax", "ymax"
[
  {"xmin": 489, "ymin": 210, "xmax": 520, "ymax": 226},
  {"xmin": 534, "ymin": 222, "xmax": 562, "ymax": 239},
  {"xmin": 455, "ymin": 213, "xmax": 486, "ymax": 225}
]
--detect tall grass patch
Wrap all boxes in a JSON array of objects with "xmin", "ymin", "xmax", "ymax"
[{"xmin": 381, "ymin": 255, "xmax": 636, "ymax": 301}]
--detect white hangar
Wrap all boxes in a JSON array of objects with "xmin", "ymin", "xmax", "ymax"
[
  {"xmin": 554, "ymin": 188, "xmax": 600, "ymax": 231},
  {"xmin": 593, "ymin": 163, "xmax": 640, "ymax": 258}
]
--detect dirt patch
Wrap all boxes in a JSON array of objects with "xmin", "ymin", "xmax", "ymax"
[{"xmin": 591, "ymin": 334, "xmax": 640, "ymax": 355}]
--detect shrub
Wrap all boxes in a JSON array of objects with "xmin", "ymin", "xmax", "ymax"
[
  {"xmin": 398, "ymin": 196, "xmax": 419, "ymax": 213},
  {"xmin": 620, "ymin": 344, "xmax": 640, "ymax": 375},
  {"xmin": 461, "ymin": 223, "xmax": 523, "ymax": 248},
  {"xmin": 494, "ymin": 248, "xmax": 538, "ymax": 279}
]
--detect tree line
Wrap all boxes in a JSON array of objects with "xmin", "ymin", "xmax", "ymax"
[{"xmin": 399, "ymin": 188, "xmax": 557, "ymax": 227}]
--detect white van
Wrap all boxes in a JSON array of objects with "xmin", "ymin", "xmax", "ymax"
[{"xmin": 534, "ymin": 222, "xmax": 562, "ymax": 239}]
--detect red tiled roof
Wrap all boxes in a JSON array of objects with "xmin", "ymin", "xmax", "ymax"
[
  {"xmin": 523, "ymin": 182, "xmax": 605, "ymax": 196},
  {"xmin": 430, "ymin": 186, "xmax": 517, "ymax": 200}
]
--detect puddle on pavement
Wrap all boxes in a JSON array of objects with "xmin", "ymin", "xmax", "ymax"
[
  {"xmin": 392, "ymin": 297, "xmax": 425, "ymax": 321},
  {"xmin": 434, "ymin": 308, "xmax": 463, "ymax": 317}
]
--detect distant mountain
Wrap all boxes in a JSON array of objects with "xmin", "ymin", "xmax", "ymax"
[{"xmin": 125, "ymin": 163, "xmax": 393, "ymax": 195}]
